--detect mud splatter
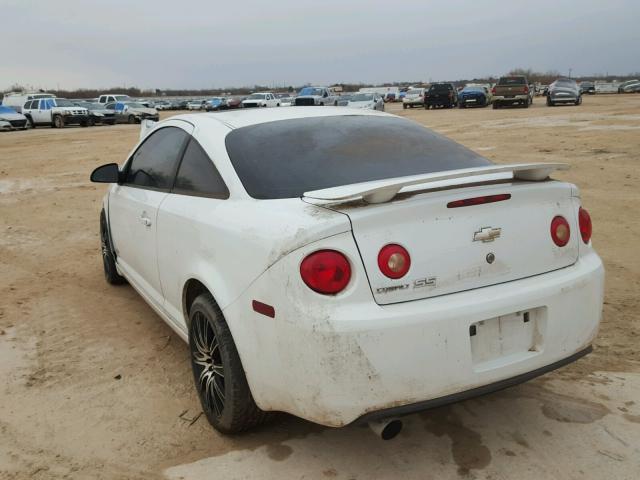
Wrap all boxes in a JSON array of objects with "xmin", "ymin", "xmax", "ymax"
[
  {"xmin": 421, "ymin": 406, "xmax": 491, "ymax": 475},
  {"xmin": 541, "ymin": 400, "xmax": 609, "ymax": 424},
  {"xmin": 323, "ymin": 468, "xmax": 338, "ymax": 477}
]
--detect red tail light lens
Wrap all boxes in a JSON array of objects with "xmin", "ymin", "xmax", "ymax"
[
  {"xmin": 524, "ymin": 85, "xmax": 529, "ymax": 94},
  {"xmin": 491, "ymin": 86, "xmax": 496, "ymax": 95},
  {"xmin": 578, "ymin": 207, "xmax": 592, "ymax": 244},
  {"xmin": 300, "ymin": 250, "xmax": 351, "ymax": 294},
  {"xmin": 550, "ymin": 216, "xmax": 570, "ymax": 247},
  {"xmin": 378, "ymin": 244, "xmax": 411, "ymax": 279}
]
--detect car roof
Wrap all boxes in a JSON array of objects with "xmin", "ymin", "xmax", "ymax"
[{"xmin": 175, "ymin": 106, "xmax": 390, "ymax": 130}]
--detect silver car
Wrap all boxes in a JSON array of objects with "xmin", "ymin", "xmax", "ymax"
[
  {"xmin": 547, "ymin": 78, "xmax": 582, "ymax": 106},
  {"xmin": 0, "ymin": 105, "xmax": 28, "ymax": 130}
]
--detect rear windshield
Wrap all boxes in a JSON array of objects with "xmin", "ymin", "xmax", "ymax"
[
  {"xmin": 498, "ymin": 77, "xmax": 526, "ymax": 85},
  {"xmin": 225, "ymin": 116, "xmax": 491, "ymax": 199},
  {"xmin": 429, "ymin": 84, "xmax": 451, "ymax": 92}
]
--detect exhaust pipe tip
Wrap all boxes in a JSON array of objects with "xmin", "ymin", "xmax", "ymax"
[{"xmin": 368, "ymin": 418, "xmax": 403, "ymax": 440}]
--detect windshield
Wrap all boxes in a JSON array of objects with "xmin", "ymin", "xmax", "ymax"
[
  {"xmin": 225, "ymin": 116, "xmax": 491, "ymax": 199},
  {"xmin": 350, "ymin": 94, "xmax": 374, "ymax": 102},
  {"xmin": 299, "ymin": 87, "xmax": 323, "ymax": 96},
  {"xmin": 54, "ymin": 99, "xmax": 75, "ymax": 107},
  {"xmin": 406, "ymin": 90, "xmax": 423, "ymax": 96},
  {"xmin": 462, "ymin": 87, "xmax": 483, "ymax": 93},
  {"xmin": 498, "ymin": 77, "xmax": 526, "ymax": 85},
  {"xmin": 429, "ymin": 84, "xmax": 451, "ymax": 92},
  {"xmin": 248, "ymin": 94, "xmax": 266, "ymax": 100}
]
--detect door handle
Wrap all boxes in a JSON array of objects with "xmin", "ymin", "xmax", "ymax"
[{"xmin": 140, "ymin": 215, "xmax": 152, "ymax": 227}]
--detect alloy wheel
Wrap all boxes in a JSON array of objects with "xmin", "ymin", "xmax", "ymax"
[{"xmin": 191, "ymin": 312, "xmax": 225, "ymax": 417}]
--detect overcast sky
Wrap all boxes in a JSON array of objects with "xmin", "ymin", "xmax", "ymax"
[{"xmin": 3, "ymin": 0, "xmax": 639, "ymax": 90}]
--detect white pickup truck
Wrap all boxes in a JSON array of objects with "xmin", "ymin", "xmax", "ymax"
[
  {"xmin": 22, "ymin": 98, "xmax": 90, "ymax": 128},
  {"xmin": 294, "ymin": 86, "xmax": 340, "ymax": 106}
]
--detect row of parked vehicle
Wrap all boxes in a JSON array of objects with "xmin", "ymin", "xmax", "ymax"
[{"xmin": 401, "ymin": 76, "xmax": 592, "ymax": 110}]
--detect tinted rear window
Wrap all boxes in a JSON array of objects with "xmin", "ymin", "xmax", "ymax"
[
  {"xmin": 498, "ymin": 77, "xmax": 526, "ymax": 85},
  {"xmin": 429, "ymin": 84, "xmax": 451, "ymax": 92},
  {"xmin": 225, "ymin": 116, "xmax": 491, "ymax": 199}
]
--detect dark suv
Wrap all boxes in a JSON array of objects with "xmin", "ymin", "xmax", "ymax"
[{"xmin": 424, "ymin": 83, "xmax": 458, "ymax": 109}]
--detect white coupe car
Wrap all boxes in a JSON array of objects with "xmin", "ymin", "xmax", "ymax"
[
  {"xmin": 347, "ymin": 93, "xmax": 385, "ymax": 111},
  {"xmin": 90, "ymin": 107, "xmax": 604, "ymax": 438}
]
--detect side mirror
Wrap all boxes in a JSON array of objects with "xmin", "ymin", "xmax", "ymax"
[{"xmin": 90, "ymin": 163, "xmax": 121, "ymax": 183}]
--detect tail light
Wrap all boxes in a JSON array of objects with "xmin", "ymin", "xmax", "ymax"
[
  {"xmin": 300, "ymin": 250, "xmax": 351, "ymax": 294},
  {"xmin": 378, "ymin": 244, "xmax": 411, "ymax": 279},
  {"xmin": 578, "ymin": 207, "xmax": 592, "ymax": 244},
  {"xmin": 550, "ymin": 216, "xmax": 570, "ymax": 247},
  {"xmin": 491, "ymin": 86, "xmax": 496, "ymax": 95},
  {"xmin": 448, "ymin": 91, "xmax": 453, "ymax": 98},
  {"xmin": 524, "ymin": 85, "xmax": 529, "ymax": 94}
]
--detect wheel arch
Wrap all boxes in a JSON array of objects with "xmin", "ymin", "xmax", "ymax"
[{"xmin": 182, "ymin": 278, "xmax": 224, "ymax": 330}]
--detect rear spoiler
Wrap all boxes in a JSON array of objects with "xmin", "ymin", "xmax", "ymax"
[
  {"xmin": 303, "ymin": 163, "xmax": 569, "ymax": 204},
  {"xmin": 139, "ymin": 119, "xmax": 157, "ymax": 140}
]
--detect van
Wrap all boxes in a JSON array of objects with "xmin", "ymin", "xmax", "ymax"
[{"xmin": 1, "ymin": 92, "xmax": 55, "ymax": 113}]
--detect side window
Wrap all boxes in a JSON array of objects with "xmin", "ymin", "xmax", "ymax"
[
  {"xmin": 124, "ymin": 127, "xmax": 189, "ymax": 190},
  {"xmin": 173, "ymin": 138, "xmax": 229, "ymax": 199},
  {"xmin": 24, "ymin": 101, "xmax": 32, "ymax": 110}
]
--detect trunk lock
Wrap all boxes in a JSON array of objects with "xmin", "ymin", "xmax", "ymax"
[{"xmin": 486, "ymin": 252, "xmax": 495, "ymax": 264}]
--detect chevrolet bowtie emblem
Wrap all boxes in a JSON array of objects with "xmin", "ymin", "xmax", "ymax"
[{"xmin": 473, "ymin": 227, "xmax": 501, "ymax": 243}]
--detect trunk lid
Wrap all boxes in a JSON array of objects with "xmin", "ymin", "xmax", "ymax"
[{"xmin": 306, "ymin": 180, "xmax": 579, "ymax": 305}]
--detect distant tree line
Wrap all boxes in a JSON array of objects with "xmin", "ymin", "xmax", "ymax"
[{"xmin": 3, "ymin": 69, "xmax": 640, "ymax": 100}]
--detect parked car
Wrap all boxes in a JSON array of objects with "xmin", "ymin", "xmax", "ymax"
[
  {"xmin": 547, "ymin": 78, "xmax": 582, "ymax": 106},
  {"xmin": 89, "ymin": 107, "xmax": 604, "ymax": 438},
  {"xmin": 424, "ymin": 83, "xmax": 458, "ymax": 109},
  {"xmin": 105, "ymin": 101, "xmax": 159, "ymax": 123},
  {"xmin": 22, "ymin": 98, "xmax": 90, "ymax": 128},
  {"xmin": 225, "ymin": 97, "xmax": 243, "ymax": 109},
  {"xmin": 458, "ymin": 86, "xmax": 491, "ymax": 108},
  {"xmin": 205, "ymin": 97, "xmax": 228, "ymax": 111},
  {"xmin": 347, "ymin": 93, "xmax": 384, "ymax": 111},
  {"xmin": 336, "ymin": 95, "xmax": 353, "ymax": 107},
  {"xmin": 153, "ymin": 101, "xmax": 172, "ymax": 111},
  {"xmin": 242, "ymin": 92, "xmax": 280, "ymax": 108},
  {"xmin": 402, "ymin": 88, "xmax": 425, "ymax": 109},
  {"xmin": 294, "ymin": 86, "xmax": 340, "ymax": 106},
  {"xmin": 617, "ymin": 79, "xmax": 640, "ymax": 93},
  {"xmin": 98, "ymin": 94, "xmax": 132, "ymax": 104},
  {"xmin": 187, "ymin": 100, "xmax": 206, "ymax": 111},
  {"xmin": 492, "ymin": 76, "xmax": 533, "ymax": 108},
  {"xmin": 73, "ymin": 101, "xmax": 116, "ymax": 125},
  {"xmin": 579, "ymin": 81, "xmax": 596, "ymax": 95},
  {"xmin": 275, "ymin": 94, "xmax": 295, "ymax": 107},
  {"xmin": 1, "ymin": 92, "xmax": 55, "ymax": 113},
  {"xmin": 0, "ymin": 105, "xmax": 29, "ymax": 130},
  {"xmin": 620, "ymin": 80, "xmax": 640, "ymax": 93}
]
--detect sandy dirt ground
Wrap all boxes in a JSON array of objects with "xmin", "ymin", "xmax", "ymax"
[{"xmin": 1, "ymin": 95, "xmax": 639, "ymax": 479}]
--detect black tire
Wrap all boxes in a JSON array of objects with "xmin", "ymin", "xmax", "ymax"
[
  {"xmin": 575, "ymin": 96, "xmax": 582, "ymax": 106},
  {"xmin": 89, "ymin": 117, "xmax": 96, "ymax": 126},
  {"xmin": 26, "ymin": 116, "xmax": 35, "ymax": 129},
  {"xmin": 493, "ymin": 102, "xmax": 498, "ymax": 109},
  {"xmin": 459, "ymin": 102, "xmax": 465, "ymax": 109},
  {"xmin": 523, "ymin": 99, "xmax": 530, "ymax": 108},
  {"xmin": 53, "ymin": 115, "xmax": 64, "ymax": 128},
  {"xmin": 189, "ymin": 293, "xmax": 267, "ymax": 433},
  {"xmin": 100, "ymin": 210, "xmax": 126, "ymax": 285},
  {"xmin": 127, "ymin": 115, "xmax": 136, "ymax": 124},
  {"xmin": 403, "ymin": 104, "xmax": 407, "ymax": 109},
  {"xmin": 547, "ymin": 97, "xmax": 553, "ymax": 107}
]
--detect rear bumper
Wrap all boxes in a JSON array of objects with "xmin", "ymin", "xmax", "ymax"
[
  {"xmin": 494, "ymin": 95, "xmax": 528, "ymax": 103},
  {"xmin": 551, "ymin": 95, "xmax": 578, "ymax": 103},
  {"xmin": 357, "ymin": 345, "xmax": 592, "ymax": 423},
  {"xmin": 225, "ymin": 243, "xmax": 604, "ymax": 427}
]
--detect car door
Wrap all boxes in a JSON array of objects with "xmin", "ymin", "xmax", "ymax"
[
  {"xmin": 31, "ymin": 99, "xmax": 49, "ymax": 124},
  {"xmin": 156, "ymin": 134, "xmax": 230, "ymax": 329},
  {"xmin": 108, "ymin": 123, "xmax": 192, "ymax": 309}
]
